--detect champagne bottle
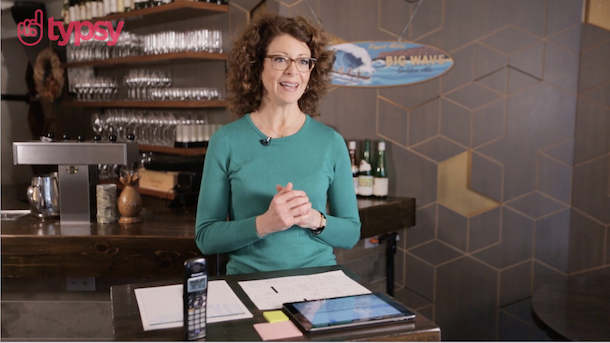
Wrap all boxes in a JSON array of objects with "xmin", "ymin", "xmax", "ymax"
[
  {"xmin": 358, "ymin": 139, "xmax": 373, "ymax": 197},
  {"xmin": 373, "ymin": 140, "xmax": 388, "ymax": 198},
  {"xmin": 348, "ymin": 140, "xmax": 358, "ymax": 195}
]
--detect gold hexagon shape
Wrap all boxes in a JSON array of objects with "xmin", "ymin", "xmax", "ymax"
[{"xmin": 437, "ymin": 151, "xmax": 500, "ymax": 217}]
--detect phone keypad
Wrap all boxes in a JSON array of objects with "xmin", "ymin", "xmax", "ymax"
[{"xmin": 187, "ymin": 295, "xmax": 206, "ymax": 339}]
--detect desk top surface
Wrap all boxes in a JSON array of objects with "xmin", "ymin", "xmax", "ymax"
[
  {"xmin": 532, "ymin": 273, "xmax": 610, "ymax": 341},
  {"xmin": 110, "ymin": 265, "xmax": 440, "ymax": 342}
]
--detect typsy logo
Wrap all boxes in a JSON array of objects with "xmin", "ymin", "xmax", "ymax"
[{"xmin": 18, "ymin": 9, "xmax": 124, "ymax": 47}]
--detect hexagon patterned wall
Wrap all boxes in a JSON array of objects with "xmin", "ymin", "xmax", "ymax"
[{"xmin": 229, "ymin": 0, "xmax": 609, "ymax": 340}]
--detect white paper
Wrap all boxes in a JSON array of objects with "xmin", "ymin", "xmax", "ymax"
[
  {"xmin": 134, "ymin": 280, "xmax": 253, "ymax": 331},
  {"xmin": 238, "ymin": 270, "xmax": 372, "ymax": 311}
]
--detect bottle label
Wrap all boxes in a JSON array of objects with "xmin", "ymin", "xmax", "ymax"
[
  {"xmin": 353, "ymin": 177, "xmax": 359, "ymax": 195},
  {"xmin": 358, "ymin": 175, "xmax": 373, "ymax": 196},
  {"xmin": 373, "ymin": 177, "xmax": 388, "ymax": 197}
]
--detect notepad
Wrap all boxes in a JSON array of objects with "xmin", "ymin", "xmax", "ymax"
[
  {"xmin": 263, "ymin": 310, "xmax": 289, "ymax": 323},
  {"xmin": 238, "ymin": 270, "xmax": 372, "ymax": 311},
  {"xmin": 253, "ymin": 320, "xmax": 303, "ymax": 341},
  {"xmin": 134, "ymin": 280, "xmax": 253, "ymax": 331}
]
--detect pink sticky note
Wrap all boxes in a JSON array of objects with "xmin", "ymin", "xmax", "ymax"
[{"xmin": 253, "ymin": 320, "xmax": 304, "ymax": 341}]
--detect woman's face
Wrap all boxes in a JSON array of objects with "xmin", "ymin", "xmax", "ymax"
[{"xmin": 260, "ymin": 34, "xmax": 312, "ymax": 108}]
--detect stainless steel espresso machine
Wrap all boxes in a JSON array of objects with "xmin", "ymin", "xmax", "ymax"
[{"xmin": 13, "ymin": 137, "xmax": 139, "ymax": 224}]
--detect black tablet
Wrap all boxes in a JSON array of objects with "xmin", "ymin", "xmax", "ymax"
[{"xmin": 282, "ymin": 292, "xmax": 416, "ymax": 333}]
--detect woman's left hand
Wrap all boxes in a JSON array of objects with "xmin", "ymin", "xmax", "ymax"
[{"xmin": 275, "ymin": 184, "xmax": 321, "ymax": 230}]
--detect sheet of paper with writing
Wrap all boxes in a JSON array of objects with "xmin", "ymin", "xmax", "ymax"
[
  {"xmin": 238, "ymin": 270, "xmax": 372, "ymax": 311},
  {"xmin": 134, "ymin": 280, "xmax": 253, "ymax": 331}
]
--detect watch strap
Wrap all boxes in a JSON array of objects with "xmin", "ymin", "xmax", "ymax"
[{"xmin": 312, "ymin": 212, "xmax": 326, "ymax": 235}]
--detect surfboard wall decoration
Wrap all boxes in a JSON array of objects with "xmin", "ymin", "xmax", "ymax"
[{"xmin": 329, "ymin": 41, "xmax": 454, "ymax": 87}]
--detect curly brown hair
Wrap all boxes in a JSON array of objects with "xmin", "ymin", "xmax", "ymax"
[{"xmin": 226, "ymin": 13, "xmax": 335, "ymax": 117}]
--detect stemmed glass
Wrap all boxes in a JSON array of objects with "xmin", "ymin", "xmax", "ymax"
[{"xmin": 91, "ymin": 112, "xmax": 104, "ymax": 137}]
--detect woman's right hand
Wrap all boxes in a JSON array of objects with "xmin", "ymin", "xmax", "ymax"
[{"xmin": 256, "ymin": 182, "xmax": 312, "ymax": 237}]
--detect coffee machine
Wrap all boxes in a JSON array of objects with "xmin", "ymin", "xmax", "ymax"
[{"xmin": 13, "ymin": 136, "xmax": 139, "ymax": 224}]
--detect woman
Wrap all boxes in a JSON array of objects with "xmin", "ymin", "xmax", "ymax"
[{"xmin": 195, "ymin": 13, "xmax": 360, "ymax": 275}]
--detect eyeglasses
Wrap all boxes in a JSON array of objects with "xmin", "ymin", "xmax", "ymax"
[{"xmin": 265, "ymin": 55, "xmax": 316, "ymax": 72}]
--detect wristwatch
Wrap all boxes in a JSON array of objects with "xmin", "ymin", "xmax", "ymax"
[{"xmin": 312, "ymin": 212, "xmax": 326, "ymax": 235}]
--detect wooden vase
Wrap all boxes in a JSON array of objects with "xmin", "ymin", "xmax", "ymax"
[{"xmin": 118, "ymin": 172, "xmax": 142, "ymax": 224}]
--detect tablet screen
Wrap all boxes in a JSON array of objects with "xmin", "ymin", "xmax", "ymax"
[{"xmin": 283, "ymin": 292, "xmax": 415, "ymax": 332}]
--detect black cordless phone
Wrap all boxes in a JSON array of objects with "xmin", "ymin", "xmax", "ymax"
[{"xmin": 183, "ymin": 257, "xmax": 207, "ymax": 341}]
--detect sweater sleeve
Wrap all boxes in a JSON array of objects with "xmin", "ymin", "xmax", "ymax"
[
  {"xmin": 315, "ymin": 132, "xmax": 361, "ymax": 249},
  {"xmin": 195, "ymin": 128, "xmax": 263, "ymax": 255}
]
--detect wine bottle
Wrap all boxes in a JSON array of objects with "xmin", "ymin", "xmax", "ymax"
[
  {"xmin": 97, "ymin": 0, "xmax": 104, "ymax": 17},
  {"xmin": 90, "ymin": 0, "xmax": 98, "ymax": 18},
  {"xmin": 358, "ymin": 139, "xmax": 373, "ymax": 197},
  {"xmin": 348, "ymin": 140, "xmax": 358, "ymax": 195},
  {"xmin": 123, "ymin": 0, "xmax": 132, "ymax": 11},
  {"xmin": 69, "ymin": 0, "xmax": 78, "ymax": 22},
  {"xmin": 103, "ymin": 0, "xmax": 110, "ymax": 16},
  {"xmin": 134, "ymin": 0, "xmax": 147, "ymax": 10},
  {"xmin": 62, "ymin": 0, "xmax": 70, "ymax": 24},
  {"xmin": 116, "ymin": 0, "xmax": 124, "ymax": 13},
  {"xmin": 85, "ymin": 0, "xmax": 93, "ymax": 20},
  {"xmin": 79, "ymin": 0, "xmax": 87, "ymax": 22},
  {"xmin": 373, "ymin": 140, "xmax": 388, "ymax": 198}
]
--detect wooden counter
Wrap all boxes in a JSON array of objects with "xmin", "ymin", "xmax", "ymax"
[{"xmin": 1, "ymin": 197, "xmax": 415, "ymax": 278}]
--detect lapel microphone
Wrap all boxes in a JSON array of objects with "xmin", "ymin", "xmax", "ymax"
[{"xmin": 260, "ymin": 137, "xmax": 272, "ymax": 146}]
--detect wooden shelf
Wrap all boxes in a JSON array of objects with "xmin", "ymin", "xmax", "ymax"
[
  {"xmin": 139, "ymin": 144, "xmax": 207, "ymax": 155},
  {"xmin": 62, "ymin": 100, "xmax": 228, "ymax": 108},
  {"xmin": 137, "ymin": 187, "xmax": 176, "ymax": 200},
  {"xmin": 61, "ymin": 51, "xmax": 227, "ymax": 68},
  {"xmin": 104, "ymin": 181, "xmax": 176, "ymax": 200},
  {"xmin": 84, "ymin": 0, "xmax": 228, "ymax": 24}
]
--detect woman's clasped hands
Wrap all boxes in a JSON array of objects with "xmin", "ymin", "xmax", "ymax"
[{"xmin": 255, "ymin": 182, "xmax": 321, "ymax": 237}]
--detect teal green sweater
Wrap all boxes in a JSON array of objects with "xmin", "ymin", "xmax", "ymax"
[{"xmin": 195, "ymin": 114, "xmax": 361, "ymax": 275}]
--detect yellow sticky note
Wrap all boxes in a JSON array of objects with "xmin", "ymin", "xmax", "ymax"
[{"xmin": 263, "ymin": 310, "xmax": 289, "ymax": 323}]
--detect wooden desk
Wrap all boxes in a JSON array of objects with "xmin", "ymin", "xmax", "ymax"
[
  {"xmin": 1, "ymin": 196, "xmax": 415, "ymax": 279},
  {"xmin": 531, "ymin": 273, "xmax": 610, "ymax": 341},
  {"xmin": 110, "ymin": 265, "xmax": 440, "ymax": 341}
]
